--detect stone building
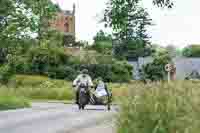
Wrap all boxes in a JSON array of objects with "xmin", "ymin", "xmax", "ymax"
[{"xmin": 51, "ymin": 4, "xmax": 76, "ymax": 37}]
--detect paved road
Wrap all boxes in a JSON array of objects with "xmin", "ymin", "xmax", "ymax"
[{"xmin": 0, "ymin": 103, "xmax": 116, "ymax": 133}]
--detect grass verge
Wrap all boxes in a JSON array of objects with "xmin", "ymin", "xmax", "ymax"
[
  {"xmin": 117, "ymin": 81, "xmax": 200, "ymax": 133},
  {"xmin": 0, "ymin": 89, "xmax": 30, "ymax": 111}
]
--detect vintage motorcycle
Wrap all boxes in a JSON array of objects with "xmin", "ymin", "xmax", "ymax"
[{"xmin": 75, "ymin": 83, "xmax": 112, "ymax": 110}]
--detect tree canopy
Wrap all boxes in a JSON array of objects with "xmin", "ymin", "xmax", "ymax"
[
  {"xmin": 104, "ymin": 0, "xmax": 154, "ymax": 60},
  {"xmin": 182, "ymin": 45, "xmax": 200, "ymax": 57},
  {"xmin": 0, "ymin": 0, "xmax": 59, "ymax": 45},
  {"xmin": 153, "ymin": 0, "xmax": 173, "ymax": 8},
  {"xmin": 104, "ymin": 0, "xmax": 173, "ymax": 60},
  {"xmin": 93, "ymin": 30, "xmax": 112, "ymax": 43},
  {"xmin": 92, "ymin": 30, "xmax": 112, "ymax": 55}
]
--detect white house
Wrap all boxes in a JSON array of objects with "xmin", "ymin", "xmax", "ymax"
[{"xmin": 128, "ymin": 57, "xmax": 200, "ymax": 80}]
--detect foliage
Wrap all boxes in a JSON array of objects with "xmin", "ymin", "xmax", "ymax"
[
  {"xmin": 93, "ymin": 30, "xmax": 112, "ymax": 43},
  {"xmin": 27, "ymin": 44, "xmax": 70, "ymax": 74},
  {"xmin": 92, "ymin": 30, "xmax": 112, "ymax": 55},
  {"xmin": 0, "ymin": 95, "xmax": 30, "ymax": 110},
  {"xmin": 104, "ymin": 0, "xmax": 153, "ymax": 59},
  {"xmin": 141, "ymin": 51, "xmax": 171, "ymax": 81},
  {"xmin": 47, "ymin": 65, "xmax": 77, "ymax": 80},
  {"xmin": 0, "ymin": 48, "xmax": 8, "ymax": 64},
  {"xmin": 0, "ymin": 64, "xmax": 14, "ymax": 84},
  {"xmin": 153, "ymin": 0, "xmax": 174, "ymax": 8},
  {"xmin": 182, "ymin": 45, "xmax": 200, "ymax": 57},
  {"xmin": 117, "ymin": 81, "xmax": 200, "ymax": 133},
  {"xmin": 73, "ymin": 60, "xmax": 132, "ymax": 82},
  {"xmin": 6, "ymin": 43, "xmax": 132, "ymax": 82},
  {"xmin": 0, "ymin": 0, "xmax": 32, "ymax": 40},
  {"xmin": 104, "ymin": 0, "xmax": 152, "ymax": 40},
  {"xmin": 125, "ymin": 39, "xmax": 154, "ymax": 59},
  {"xmin": 22, "ymin": 0, "xmax": 59, "ymax": 43},
  {"xmin": 8, "ymin": 75, "xmax": 74, "ymax": 100},
  {"xmin": 92, "ymin": 41, "xmax": 112, "ymax": 55},
  {"xmin": 111, "ymin": 61, "xmax": 133, "ymax": 82},
  {"xmin": 8, "ymin": 75, "xmax": 135, "ymax": 101},
  {"xmin": 0, "ymin": 0, "xmax": 59, "ymax": 46}
]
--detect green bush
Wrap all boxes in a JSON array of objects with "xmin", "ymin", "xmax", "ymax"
[
  {"xmin": 28, "ymin": 45, "xmax": 70, "ymax": 74},
  {"xmin": 141, "ymin": 51, "xmax": 171, "ymax": 81},
  {"xmin": 117, "ymin": 81, "xmax": 200, "ymax": 133},
  {"xmin": 92, "ymin": 41, "xmax": 112, "ymax": 55},
  {"xmin": 73, "ymin": 61, "xmax": 132, "ymax": 82},
  {"xmin": 7, "ymin": 54, "xmax": 32, "ymax": 74},
  {"xmin": 111, "ymin": 61, "xmax": 132, "ymax": 82},
  {"xmin": 0, "ymin": 64, "xmax": 14, "ymax": 84},
  {"xmin": 5, "ymin": 42, "xmax": 132, "ymax": 82},
  {"xmin": 47, "ymin": 65, "xmax": 77, "ymax": 80}
]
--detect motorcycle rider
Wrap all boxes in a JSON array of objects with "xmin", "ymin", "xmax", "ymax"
[{"xmin": 73, "ymin": 69, "xmax": 93, "ymax": 104}]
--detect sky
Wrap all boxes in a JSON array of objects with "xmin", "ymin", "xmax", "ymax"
[{"xmin": 53, "ymin": 0, "xmax": 200, "ymax": 48}]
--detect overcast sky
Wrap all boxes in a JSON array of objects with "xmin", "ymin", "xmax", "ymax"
[{"xmin": 54, "ymin": 0, "xmax": 200, "ymax": 48}]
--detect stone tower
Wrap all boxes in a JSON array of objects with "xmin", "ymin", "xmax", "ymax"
[{"xmin": 52, "ymin": 4, "xmax": 76, "ymax": 37}]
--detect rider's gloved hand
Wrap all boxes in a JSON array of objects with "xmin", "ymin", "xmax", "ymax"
[{"xmin": 73, "ymin": 85, "xmax": 76, "ymax": 88}]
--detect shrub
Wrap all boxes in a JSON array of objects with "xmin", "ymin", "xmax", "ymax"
[
  {"xmin": 47, "ymin": 65, "xmax": 77, "ymax": 80},
  {"xmin": 5, "ymin": 41, "xmax": 132, "ymax": 82},
  {"xmin": 0, "ymin": 64, "xmax": 14, "ymax": 84},
  {"xmin": 117, "ymin": 81, "xmax": 200, "ymax": 133},
  {"xmin": 7, "ymin": 54, "xmax": 32, "ymax": 74},
  {"xmin": 27, "ymin": 44, "xmax": 70, "ymax": 74},
  {"xmin": 92, "ymin": 41, "xmax": 112, "ymax": 55},
  {"xmin": 73, "ymin": 61, "xmax": 132, "ymax": 82},
  {"xmin": 111, "ymin": 61, "xmax": 132, "ymax": 82},
  {"xmin": 141, "ymin": 51, "xmax": 171, "ymax": 81}
]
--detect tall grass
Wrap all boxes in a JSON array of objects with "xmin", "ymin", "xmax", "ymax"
[
  {"xmin": 7, "ymin": 75, "xmax": 75, "ymax": 101},
  {"xmin": 117, "ymin": 81, "xmax": 200, "ymax": 133}
]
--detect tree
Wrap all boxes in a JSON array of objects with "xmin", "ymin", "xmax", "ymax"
[
  {"xmin": 182, "ymin": 45, "xmax": 200, "ymax": 57},
  {"xmin": 0, "ymin": 0, "xmax": 33, "ymax": 41},
  {"xmin": 93, "ymin": 30, "xmax": 112, "ymax": 43},
  {"xmin": 0, "ymin": 0, "xmax": 60, "ymax": 64},
  {"xmin": 22, "ymin": 0, "xmax": 59, "ymax": 44},
  {"xmin": 141, "ymin": 50, "xmax": 171, "ymax": 81},
  {"xmin": 104, "ymin": 0, "xmax": 153, "ymax": 59},
  {"xmin": 0, "ymin": 0, "xmax": 59, "ymax": 45},
  {"xmin": 104, "ymin": 0, "xmax": 152, "ymax": 41},
  {"xmin": 153, "ymin": 0, "xmax": 173, "ymax": 8},
  {"xmin": 92, "ymin": 30, "xmax": 112, "ymax": 55}
]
